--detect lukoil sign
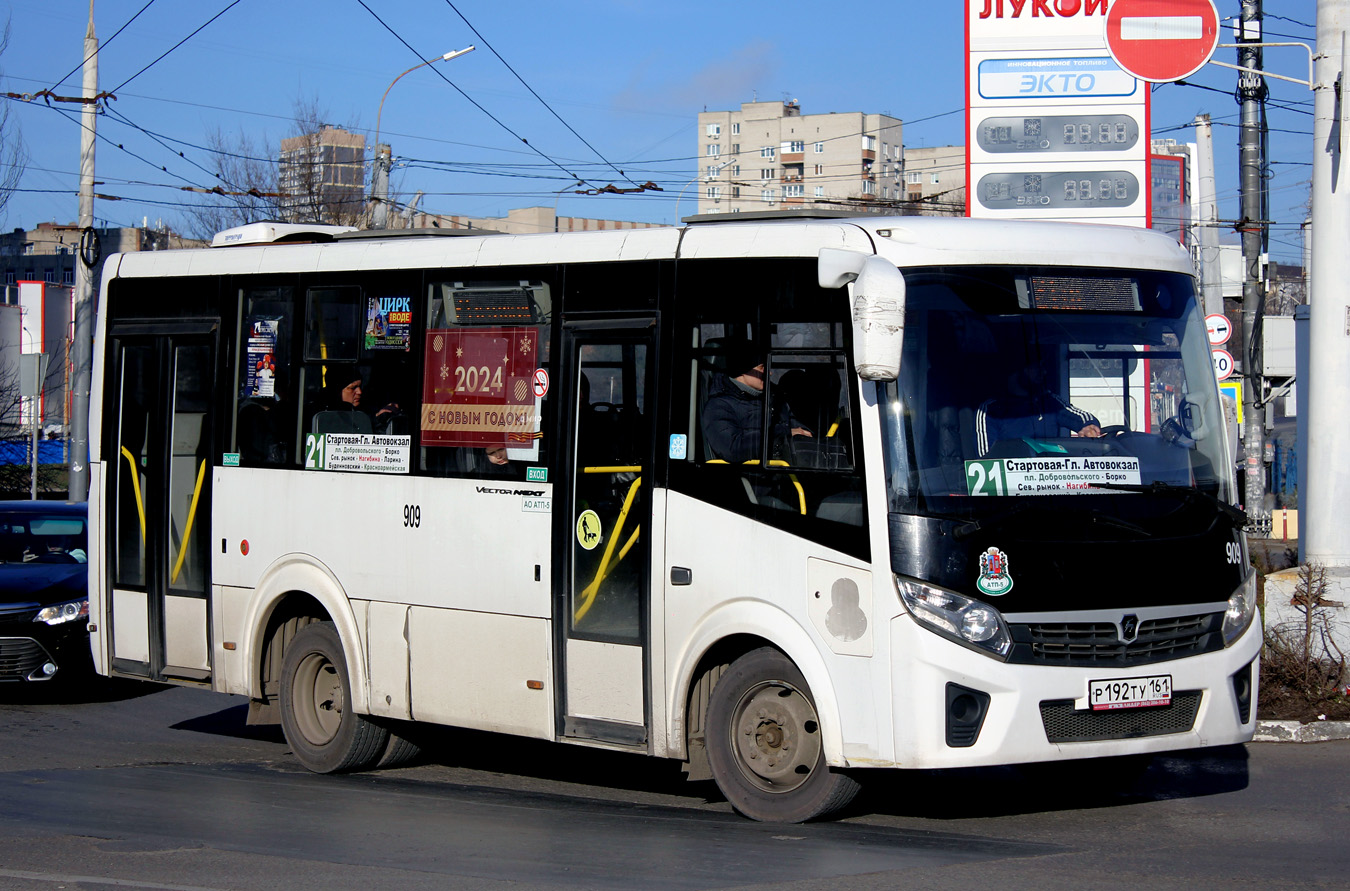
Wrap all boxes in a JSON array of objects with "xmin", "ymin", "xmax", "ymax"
[{"xmin": 979, "ymin": 0, "xmax": 1108, "ymax": 18}]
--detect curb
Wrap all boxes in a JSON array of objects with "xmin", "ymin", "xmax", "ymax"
[{"xmin": 1253, "ymin": 720, "xmax": 1350, "ymax": 743}]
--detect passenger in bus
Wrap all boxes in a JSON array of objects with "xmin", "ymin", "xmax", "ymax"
[
  {"xmin": 238, "ymin": 395, "xmax": 288, "ymax": 465},
  {"xmin": 334, "ymin": 375, "xmax": 363, "ymax": 409},
  {"xmin": 312, "ymin": 372, "xmax": 374, "ymax": 436},
  {"xmin": 975, "ymin": 365, "xmax": 1102, "ymax": 456},
  {"xmin": 702, "ymin": 345, "xmax": 811, "ymax": 464}
]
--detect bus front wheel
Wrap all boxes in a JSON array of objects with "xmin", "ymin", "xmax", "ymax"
[
  {"xmin": 706, "ymin": 647, "xmax": 860, "ymax": 822},
  {"xmin": 279, "ymin": 621, "xmax": 389, "ymax": 774}
]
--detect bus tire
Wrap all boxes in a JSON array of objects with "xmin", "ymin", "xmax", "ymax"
[
  {"xmin": 279, "ymin": 621, "xmax": 389, "ymax": 774},
  {"xmin": 375, "ymin": 725, "xmax": 423, "ymax": 770},
  {"xmin": 705, "ymin": 647, "xmax": 860, "ymax": 822}
]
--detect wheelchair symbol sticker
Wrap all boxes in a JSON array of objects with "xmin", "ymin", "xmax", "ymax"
[{"xmin": 576, "ymin": 509, "xmax": 602, "ymax": 551}]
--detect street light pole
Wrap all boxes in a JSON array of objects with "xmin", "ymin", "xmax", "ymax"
[{"xmin": 372, "ymin": 46, "xmax": 474, "ymax": 229}]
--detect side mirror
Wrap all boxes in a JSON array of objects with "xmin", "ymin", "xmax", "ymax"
[{"xmin": 818, "ymin": 249, "xmax": 906, "ymax": 382}]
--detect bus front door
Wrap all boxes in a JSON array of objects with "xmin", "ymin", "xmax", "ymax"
[
  {"xmin": 559, "ymin": 322, "xmax": 655, "ymax": 747},
  {"xmin": 106, "ymin": 327, "xmax": 216, "ymax": 683}
]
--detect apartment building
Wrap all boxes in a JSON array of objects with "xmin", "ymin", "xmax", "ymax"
[
  {"xmin": 0, "ymin": 221, "xmax": 198, "ymax": 289},
  {"xmin": 407, "ymin": 205, "xmax": 666, "ymax": 235},
  {"xmin": 278, "ymin": 126, "xmax": 367, "ymax": 225},
  {"xmin": 695, "ymin": 101, "xmax": 903, "ymax": 217},
  {"xmin": 901, "ymin": 145, "xmax": 966, "ymax": 216}
]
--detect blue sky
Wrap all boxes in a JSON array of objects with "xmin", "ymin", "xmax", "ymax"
[{"xmin": 0, "ymin": 0, "xmax": 1319, "ymax": 263}]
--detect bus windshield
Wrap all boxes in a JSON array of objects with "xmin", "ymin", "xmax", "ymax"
[{"xmin": 881, "ymin": 265, "xmax": 1234, "ymax": 513}]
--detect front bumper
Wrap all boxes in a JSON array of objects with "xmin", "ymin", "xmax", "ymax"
[
  {"xmin": 887, "ymin": 610, "xmax": 1262, "ymax": 770},
  {"xmin": 0, "ymin": 623, "xmax": 92, "ymax": 682}
]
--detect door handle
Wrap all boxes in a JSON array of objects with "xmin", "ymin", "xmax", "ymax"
[{"xmin": 670, "ymin": 566, "xmax": 692, "ymax": 586}]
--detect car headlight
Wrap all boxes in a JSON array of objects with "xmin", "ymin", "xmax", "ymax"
[
  {"xmin": 897, "ymin": 577, "xmax": 1011, "ymax": 659},
  {"xmin": 1222, "ymin": 572, "xmax": 1258, "ymax": 646},
  {"xmin": 34, "ymin": 598, "xmax": 88, "ymax": 626}
]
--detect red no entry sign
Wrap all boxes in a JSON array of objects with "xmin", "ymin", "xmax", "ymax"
[{"xmin": 1106, "ymin": 0, "xmax": 1220, "ymax": 83}]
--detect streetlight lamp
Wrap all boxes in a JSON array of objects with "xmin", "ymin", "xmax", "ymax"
[
  {"xmin": 675, "ymin": 160, "xmax": 730, "ymax": 223},
  {"xmin": 372, "ymin": 45, "xmax": 475, "ymax": 229}
]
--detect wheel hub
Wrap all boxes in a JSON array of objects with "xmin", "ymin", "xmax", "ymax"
[{"xmin": 732, "ymin": 683, "xmax": 822, "ymax": 791}]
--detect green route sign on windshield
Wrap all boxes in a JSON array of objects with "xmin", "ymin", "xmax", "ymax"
[{"xmin": 965, "ymin": 456, "xmax": 1142, "ymax": 496}]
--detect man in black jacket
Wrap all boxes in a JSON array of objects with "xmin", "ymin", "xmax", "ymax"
[{"xmin": 702, "ymin": 345, "xmax": 811, "ymax": 463}]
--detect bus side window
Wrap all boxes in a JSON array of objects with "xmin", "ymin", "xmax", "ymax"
[
  {"xmin": 670, "ymin": 258, "xmax": 867, "ymax": 553},
  {"xmin": 234, "ymin": 289, "xmax": 296, "ymax": 467},
  {"xmin": 420, "ymin": 277, "xmax": 553, "ymax": 480}
]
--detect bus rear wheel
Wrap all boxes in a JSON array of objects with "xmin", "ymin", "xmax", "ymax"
[
  {"xmin": 279, "ymin": 621, "xmax": 389, "ymax": 774},
  {"xmin": 706, "ymin": 647, "xmax": 860, "ymax": 822}
]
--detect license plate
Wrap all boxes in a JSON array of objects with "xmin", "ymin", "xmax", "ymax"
[{"xmin": 1088, "ymin": 675, "xmax": 1172, "ymax": 711}]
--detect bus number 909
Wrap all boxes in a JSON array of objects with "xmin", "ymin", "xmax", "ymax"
[{"xmin": 404, "ymin": 505, "xmax": 421, "ymax": 528}]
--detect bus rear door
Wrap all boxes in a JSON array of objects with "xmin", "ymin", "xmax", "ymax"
[{"xmin": 104, "ymin": 324, "xmax": 216, "ymax": 683}]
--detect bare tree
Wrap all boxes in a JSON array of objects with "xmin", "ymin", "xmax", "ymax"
[
  {"xmin": 181, "ymin": 96, "xmax": 367, "ymax": 238},
  {"xmin": 0, "ymin": 18, "xmax": 29, "ymax": 227},
  {"xmin": 0, "ymin": 342, "xmax": 68, "ymax": 497},
  {"xmin": 179, "ymin": 126, "xmax": 281, "ymax": 242}
]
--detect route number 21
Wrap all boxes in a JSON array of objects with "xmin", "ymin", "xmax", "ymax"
[{"xmin": 966, "ymin": 460, "xmax": 1007, "ymax": 497}]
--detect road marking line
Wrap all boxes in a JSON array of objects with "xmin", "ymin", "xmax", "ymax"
[{"xmin": 0, "ymin": 869, "xmax": 227, "ymax": 891}]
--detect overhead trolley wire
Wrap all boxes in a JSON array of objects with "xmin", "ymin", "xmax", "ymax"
[
  {"xmin": 47, "ymin": 0, "xmax": 158, "ymax": 93},
  {"xmin": 356, "ymin": 0, "xmax": 617, "ymax": 196},
  {"xmin": 440, "ymin": 0, "xmax": 643, "ymax": 191},
  {"xmin": 109, "ymin": 0, "xmax": 243, "ymax": 95}
]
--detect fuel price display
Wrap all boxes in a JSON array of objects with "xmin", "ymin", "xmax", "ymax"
[
  {"xmin": 977, "ymin": 114, "xmax": 1140, "ymax": 154},
  {"xmin": 977, "ymin": 171, "xmax": 1141, "ymax": 210}
]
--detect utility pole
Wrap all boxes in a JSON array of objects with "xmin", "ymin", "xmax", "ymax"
[
  {"xmin": 68, "ymin": 0, "xmax": 96, "ymax": 501},
  {"xmin": 1193, "ymin": 114, "xmax": 1224, "ymax": 317},
  {"xmin": 1237, "ymin": 0, "xmax": 1267, "ymax": 525},
  {"xmin": 1305, "ymin": 0, "xmax": 1350, "ymax": 566}
]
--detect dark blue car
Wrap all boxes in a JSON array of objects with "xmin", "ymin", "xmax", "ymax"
[{"xmin": 0, "ymin": 501, "xmax": 90, "ymax": 683}]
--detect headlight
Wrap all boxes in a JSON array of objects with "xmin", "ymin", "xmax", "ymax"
[
  {"xmin": 34, "ymin": 598, "xmax": 88, "ymax": 626},
  {"xmin": 1222, "ymin": 572, "xmax": 1258, "ymax": 645},
  {"xmin": 897, "ymin": 577, "xmax": 1011, "ymax": 659}
]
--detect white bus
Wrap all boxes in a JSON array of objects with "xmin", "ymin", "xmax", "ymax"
[{"xmin": 88, "ymin": 215, "xmax": 1260, "ymax": 822}]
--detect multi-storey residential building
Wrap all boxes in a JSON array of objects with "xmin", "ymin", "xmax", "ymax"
[
  {"xmin": 901, "ymin": 145, "xmax": 967, "ymax": 216},
  {"xmin": 278, "ymin": 126, "xmax": 367, "ymax": 225},
  {"xmin": 0, "ymin": 221, "xmax": 198, "ymax": 289},
  {"xmin": 406, "ymin": 206, "xmax": 666, "ymax": 235},
  {"xmin": 695, "ymin": 101, "xmax": 903, "ymax": 217}
]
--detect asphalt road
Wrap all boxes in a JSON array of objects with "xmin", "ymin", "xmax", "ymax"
[{"xmin": 0, "ymin": 679, "xmax": 1346, "ymax": 891}]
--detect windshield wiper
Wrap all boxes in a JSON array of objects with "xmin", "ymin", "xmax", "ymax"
[
  {"xmin": 952, "ymin": 504, "xmax": 1041, "ymax": 540},
  {"xmin": 1089, "ymin": 481, "xmax": 1248, "ymax": 529}
]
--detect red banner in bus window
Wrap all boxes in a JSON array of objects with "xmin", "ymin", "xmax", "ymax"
[{"xmin": 421, "ymin": 327, "xmax": 539, "ymax": 447}]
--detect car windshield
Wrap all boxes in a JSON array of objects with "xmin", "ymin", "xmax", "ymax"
[
  {"xmin": 880, "ymin": 265, "xmax": 1236, "ymax": 514},
  {"xmin": 0, "ymin": 513, "xmax": 88, "ymax": 564}
]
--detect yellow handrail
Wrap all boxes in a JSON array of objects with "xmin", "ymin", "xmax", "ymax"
[
  {"xmin": 119, "ymin": 447, "xmax": 147, "ymax": 542},
  {"xmin": 574, "ymin": 474, "xmax": 642, "ymax": 623},
  {"xmin": 170, "ymin": 460, "xmax": 207, "ymax": 585},
  {"xmin": 704, "ymin": 458, "xmax": 806, "ymax": 515}
]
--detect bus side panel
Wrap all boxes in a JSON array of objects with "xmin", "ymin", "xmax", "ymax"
[
  {"xmin": 408, "ymin": 607, "xmax": 553, "ymax": 739},
  {"xmin": 366, "ymin": 600, "xmax": 411, "ymax": 721},
  {"xmin": 214, "ymin": 470, "xmax": 552, "ymax": 619},
  {"xmin": 662, "ymin": 491, "xmax": 882, "ymax": 767}
]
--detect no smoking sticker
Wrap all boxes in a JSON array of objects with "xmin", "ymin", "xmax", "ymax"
[{"xmin": 533, "ymin": 368, "xmax": 549, "ymax": 399}]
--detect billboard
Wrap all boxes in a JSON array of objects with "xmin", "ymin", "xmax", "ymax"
[{"xmin": 967, "ymin": 0, "xmax": 1151, "ymax": 227}]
